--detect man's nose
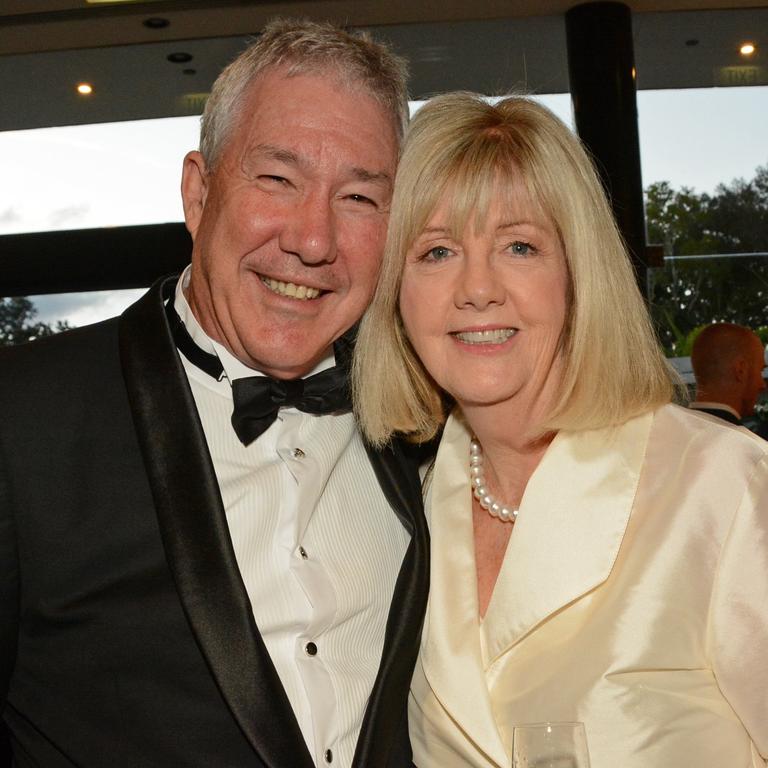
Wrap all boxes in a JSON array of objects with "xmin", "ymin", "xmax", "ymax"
[{"xmin": 279, "ymin": 192, "xmax": 337, "ymax": 265}]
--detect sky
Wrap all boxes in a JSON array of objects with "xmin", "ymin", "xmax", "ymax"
[{"xmin": 1, "ymin": 85, "xmax": 765, "ymax": 325}]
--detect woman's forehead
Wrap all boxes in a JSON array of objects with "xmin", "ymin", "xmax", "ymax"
[{"xmin": 421, "ymin": 175, "xmax": 551, "ymax": 233}]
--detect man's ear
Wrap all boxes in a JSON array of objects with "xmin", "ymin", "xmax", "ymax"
[
  {"xmin": 734, "ymin": 355, "xmax": 748, "ymax": 383},
  {"xmin": 181, "ymin": 151, "xmax": 209, "ymax": 241}
]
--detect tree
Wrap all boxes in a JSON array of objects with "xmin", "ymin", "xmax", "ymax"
[
  {"xmin": 0, "ymin": 297, "xmax": 72, "ymax": 347},
  {"xmin": 645, "ymin": 163, "xmax": 768, "ymax": 355}
]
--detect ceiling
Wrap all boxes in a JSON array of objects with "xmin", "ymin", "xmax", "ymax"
[{"xmin": 0, "ymin": 0, "xmax": 766, "ymax": 131}]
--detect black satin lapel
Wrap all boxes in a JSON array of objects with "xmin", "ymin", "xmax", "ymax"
[
  {"xmin": 118, "ymin": 277, "xmax": 313, "ymax": 768},
  {"xmin": 353, "ymin": 438, "xmax": 431, "ymax": 768}
]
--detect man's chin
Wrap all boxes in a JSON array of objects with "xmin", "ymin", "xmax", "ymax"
[{"xmin": 242, "ymin": 341, "xmax": 336, "ymax": 379}]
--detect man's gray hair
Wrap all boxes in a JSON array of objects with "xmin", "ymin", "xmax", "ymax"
[{"xmin": 200, "ymin": 17, "xmax": 409, "ymax": 168}]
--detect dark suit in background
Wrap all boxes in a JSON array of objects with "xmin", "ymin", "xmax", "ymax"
[{"xmin": 688, "ymin": 403, "xmax": 741, "ymax": 425}]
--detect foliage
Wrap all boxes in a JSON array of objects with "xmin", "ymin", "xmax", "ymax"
[
  {"xmin": 645, "ymin": 163, "xmax": 768, "ymax": 356},
  {"xmin": 0, "ymin": 297, "xmax": 72, "ymax": 347}
]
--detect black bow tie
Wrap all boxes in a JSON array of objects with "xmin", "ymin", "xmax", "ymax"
[{"xmin": 166, "ymin": 300, "xmax": 353, "ymax": 446}]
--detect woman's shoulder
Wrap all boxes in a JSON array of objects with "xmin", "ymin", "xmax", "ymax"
[
  {"xmin": 655, "ymin": 402, "xmax": 767, "ymax": 448},
  {"xmin": 648, "ymin": 402, "xmax": 768, "ymax": 479}
]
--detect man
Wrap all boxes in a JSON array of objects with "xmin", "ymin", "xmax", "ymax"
[
  {"xmin": 0, "ymin": 19, "xmax": 428, "ymax": 768},
  {"xmin": 689, "ymin": 322, "xmax": 766, "ymax": 425}
]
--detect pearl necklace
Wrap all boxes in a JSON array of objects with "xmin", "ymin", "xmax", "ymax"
[{"xmin": 470, "ymin": 438, "xmax": 519, "ymax": 523}]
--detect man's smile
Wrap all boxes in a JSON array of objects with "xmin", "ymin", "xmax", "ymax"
[{"xmin": 259, "ymin": 274, "xmax": 323, "ymax": 300}]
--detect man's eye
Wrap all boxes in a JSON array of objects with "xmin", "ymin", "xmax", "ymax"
[
  {"xmin": 347, "ymin": 193, "xmax": 376, "ymax": 206},
  {"xmin": 259, "ymin": 175, "xmax": 289, "ymax": 185}
]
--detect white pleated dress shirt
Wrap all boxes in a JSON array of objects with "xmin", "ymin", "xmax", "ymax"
[{"xmin": 172, "ymin": 270, "xmax": 410, "ymax": 767}]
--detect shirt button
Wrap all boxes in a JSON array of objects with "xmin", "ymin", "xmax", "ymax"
[
  {"xmin": 292, "ymin": 447, "xmax": 305, "ymax": 459},
  {"xmin": 298, "ymin": 546, "xmax": 308, "ymax": 560},
  {"xmin": 305, "ymin": 641, "xmax": 318, "ymax": 656},
  {"xmin": 324, "ymin": 749, "xmax": 333, "ymax": 763}
]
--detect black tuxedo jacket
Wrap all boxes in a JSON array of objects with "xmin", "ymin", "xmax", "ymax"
[{"xmin": 0, "ymin": 278, "xmax": 429, "ymax": 768}]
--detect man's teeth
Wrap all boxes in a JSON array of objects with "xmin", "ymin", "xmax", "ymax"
[
  {"xmin": 261, "ymin": 276, "xmax": 321, "ymax": 300},
  {"xmin": 454, "ymin": 328, "xmax": 516, "ymax": 344}
]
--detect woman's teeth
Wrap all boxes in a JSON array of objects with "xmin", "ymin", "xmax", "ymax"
[
  {"xmin": 453, "ymin": 328, "xmax": 516, "ymax": 344},
  {"xmin": 261, "ymin": 276, "xmax": 321, "ymax": 300}
]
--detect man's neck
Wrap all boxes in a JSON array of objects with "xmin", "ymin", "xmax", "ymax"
[{"xmin": 693, "ymin": 385, "xmax": 742, "ymax": 417}]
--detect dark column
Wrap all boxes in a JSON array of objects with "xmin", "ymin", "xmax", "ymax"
[{"xmin": 565, "ymin": 2, "xmax": 647, "ymax": 287}]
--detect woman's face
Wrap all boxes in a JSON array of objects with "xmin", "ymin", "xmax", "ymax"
[{"xmin": 399, "ymin": 184, "xmax": 569, "ymax": 414}]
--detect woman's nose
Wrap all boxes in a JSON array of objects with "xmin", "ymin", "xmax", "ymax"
[{"xmin": 453, "ymin": 255, "xmax": 505, "ymax": 310}]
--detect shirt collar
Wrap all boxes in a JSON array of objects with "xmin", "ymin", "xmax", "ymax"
[{"xmin": 689, "ymin": 401, "xmax": 741, "ymax": 419}]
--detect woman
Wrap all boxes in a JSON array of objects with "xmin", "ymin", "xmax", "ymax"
[{"xmin": 353, "ymin": 93, "xmax": 768, "ymax": 767}]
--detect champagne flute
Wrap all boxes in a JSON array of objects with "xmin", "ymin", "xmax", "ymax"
[{"xmin": 512, "ymin": 721, "xmax": 591, "ymax": 768}]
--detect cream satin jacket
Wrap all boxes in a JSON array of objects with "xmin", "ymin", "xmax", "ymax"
[{"xmin": 410, "ymin": 404, "xmax": 768, "ymax": 768}]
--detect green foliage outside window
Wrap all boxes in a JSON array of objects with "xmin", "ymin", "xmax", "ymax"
[
  {"xmin": 646, "ymin": 163, "xmax": 768, "ymax": 356},
  {"xmin": 0, "ymin": 297, "xmax": 71, "ymax": 347}
]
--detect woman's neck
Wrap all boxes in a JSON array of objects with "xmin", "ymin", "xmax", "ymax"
[{"xmin": 460, "ymin": 394, "xmax": 556, "ymax": 505}]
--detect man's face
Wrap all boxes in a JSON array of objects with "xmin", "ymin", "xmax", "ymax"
[{"xmin": 181, "ymin": 67, "xmax": 398, "ymax": 378}]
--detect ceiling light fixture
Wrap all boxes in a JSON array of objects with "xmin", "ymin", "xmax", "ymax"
[
  {"xmin": 144, "ymin": 18, "xmax": 170, "ymax": 29},
  {"xmin": 740, "ymin": 42, "xmax": 756, "ymax": 56},
  {"xmin": 76, "ymin": 83, "xmax": 93, "ymax": 95},
  {"xmin": 167, "ymin": 52, "xmax": 193, "ymax": 64}
]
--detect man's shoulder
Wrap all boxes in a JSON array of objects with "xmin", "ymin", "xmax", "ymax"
[{"xmin": 0, "ymin": 316, "xmax": 120, "ymax": 382}]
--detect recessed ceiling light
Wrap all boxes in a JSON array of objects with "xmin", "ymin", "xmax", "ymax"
[
  {"xmin": 740, "ymin": 42, "xmax": 756, "ymax": 56},
  {"xmin": 76, "ymin": 83, "xmax": 93, "ymax": 95},
  {"xmin": 143, "ymin": 17, "xmax": 170, "ymax": 29},
  {"xmin": 167, "ymin": 52, "xmax": 193, "ymax": 64}
]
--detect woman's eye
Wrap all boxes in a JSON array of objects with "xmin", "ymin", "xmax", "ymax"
[
  {"xmin": 510, "ymin": 240, "xmax": 535, "ymax": 256},
  {"xmin": 423, "ymin": 246, "xmax": 452, "ymax": 262}
]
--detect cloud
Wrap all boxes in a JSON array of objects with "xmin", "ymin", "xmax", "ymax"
[
  {"xmin": 49, "ymin": 204, "xmax": 90, "ymax": 227},
  {"xmin": 0, "ymin": 207, "xmax": 21, "ymax": 224},
  {"xmin": 31, "ymin": 289, "xmax": 145, "ymax": 327}
]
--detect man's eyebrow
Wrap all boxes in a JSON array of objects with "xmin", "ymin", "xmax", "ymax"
[
  {"xmin": 249, "ymin": 144, "xmax": 300, "ymax": 166},
  {"xmin": 248, "ymin": 145, "xmax": 390, "ymax": 183},
  {"xmin": 350, "ymin": 167, "xmax": 392, "ymax": 186}
]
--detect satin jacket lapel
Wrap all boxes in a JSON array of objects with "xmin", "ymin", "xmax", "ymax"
[
  {"xmin": 482, "ymin": 411, "xmax": 653, "ymax": 663},
  {"xmin": 422, "ymin": 412, "xmax": 654, "ymax": 766},
  {"xmin": 421, "ymin": 415, "xmax": 509, "ymax": 767},
  {"xmin": 353, "ymin": 439, "xmax": 430, "ymax": 768},
  {"xmin": 118, "ymin": 277, "xmax": 314, "ymax": 768}
]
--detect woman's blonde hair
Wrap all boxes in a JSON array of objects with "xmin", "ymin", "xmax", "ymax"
[{"xmin": 353, "ymin": 92, "xmax": 676, "ymax": 446}]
